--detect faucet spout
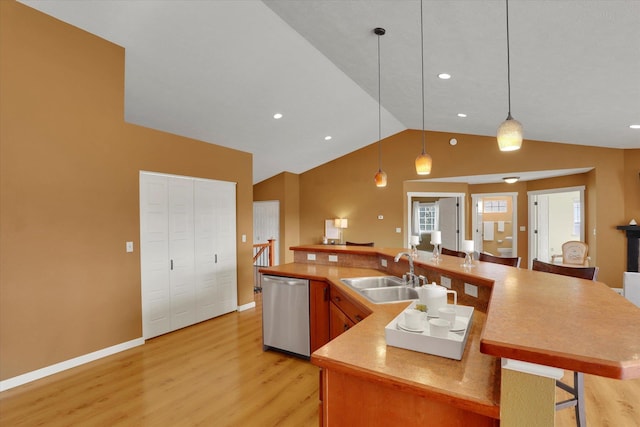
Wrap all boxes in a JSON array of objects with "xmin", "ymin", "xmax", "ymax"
[{"xmin": 394, "ymin": 252, "xmax": 417, "ymax": 286}]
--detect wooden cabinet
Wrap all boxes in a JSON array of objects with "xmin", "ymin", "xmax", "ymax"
[
  {"xmin": 310, "ymin": 280, "xmax": 330, "ymax": 353},
  {"xmin": 328, "ymin": 283, "xmax": 370, "ymax": 340}
]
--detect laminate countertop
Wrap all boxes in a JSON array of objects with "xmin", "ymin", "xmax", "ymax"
[{"xmin": 260, "ymin": 245, "xmax": 640, "ymax": 419}]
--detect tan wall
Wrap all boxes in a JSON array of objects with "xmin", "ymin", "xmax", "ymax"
[
  {"xmin": 253, "ymin": 172, "xmax": 300, "ymax": 264},
  {"xmin": 298, "ymin": 130, "xmax": 633, "ymax": 288},
  {"xmin": 0, "ymin": 1, "xmax": 253, "ymax": 380},
  {"xmin": 624, "ymin": 149, "xmax": 640, "ymax": 221}
]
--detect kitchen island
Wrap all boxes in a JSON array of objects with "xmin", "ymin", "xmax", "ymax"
[{"xmin": 260, "ymin": 245, "xmax": 640, "ymax": 426}]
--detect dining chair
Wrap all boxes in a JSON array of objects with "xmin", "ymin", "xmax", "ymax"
[
  {"xmin": 345, "ymin": 241, "xmax": 374, "ymax": 247},
  {"xmin": 531, "ymin": 258, "xmax": 599, "ymax": 427},
  {"xmin": 551, "ymin": 240, "xmax": 591, "ymax": 266},
  {"xmin": 440, "ymin": 247, "xmax": 467, "ymax": 258},
  {"xmin": 478, "ymin": 252, "xmax": 521, "ymax": 267}
]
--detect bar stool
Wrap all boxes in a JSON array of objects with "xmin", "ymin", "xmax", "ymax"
[{"xmin": 532, "ymin": 259, "xmax": 599, "ymax": 427}]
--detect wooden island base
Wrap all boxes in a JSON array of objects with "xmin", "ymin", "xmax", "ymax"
[{"xmin": 320, "ymin": 368, "xmax": 498, "ymax": 426}]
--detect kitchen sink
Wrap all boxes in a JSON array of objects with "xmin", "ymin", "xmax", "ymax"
[
  {"xmin": 340, "ymin": 276, "xmax": 418, "ymax": 304},
  {"xmin": 340, "ymin": 276, "xmax": 405, "ymax": 289},
  {"xmin": 359, "ymin": 286, "xmax": 419, "ymax": 303}
]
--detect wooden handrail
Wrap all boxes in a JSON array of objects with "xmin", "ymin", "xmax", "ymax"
[{"xmin": 253, "ymin": 239, "xmax": 275, "ymax": 266}]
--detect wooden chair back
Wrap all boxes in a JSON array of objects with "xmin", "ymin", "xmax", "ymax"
[
  {"xmin": 345, "ymin": 241, "xmax": 374, "ymax": 247},
  {"xmin": 552, "ymin": 241, "xmax": 590, "ymax": 266},
  {"xmin": 441, "ymin": 247, "xmax": 467, "ymax": 258},
  {"xmin": 478, "ymin": 252, "xmax": 521, "ymax": 267},
  {"xmin": 532, "ymin": 259, "xmax": 599, "ymax": 281}
]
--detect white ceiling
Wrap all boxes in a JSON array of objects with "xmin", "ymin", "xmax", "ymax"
[{"xmin": 20, "ymin": 0, "xmax": 640, "ymax": 184}]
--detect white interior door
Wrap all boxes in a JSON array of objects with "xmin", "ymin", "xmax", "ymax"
[
  {"xmin": 253, "ymin": 201, "xmax": 280, "ymax": 266},
  {"xmin": 140, "ymin": 173, "xmax": 171, "ymax": 338},
  {"xmin": 168, "ymin": 177, "xmax": 196, "ymax": 331}
]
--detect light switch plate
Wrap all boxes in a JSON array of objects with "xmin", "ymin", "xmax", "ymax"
[
  {"xmin": 464, "ymin": 283, "xmax": 478, "ymax": 298},
  {"xmin": 241, "ymin": 234, "xmax": 247, "ymax": 243},
  {"xmin": 381, "ymin": 259, "xmax": 388, "ymax": 267},
  {"xmin": 395, "ymin": 227, "xmax": 401, "ymax": 233},
  {"xmin": 126, "ymin": 241, "xmax": 134, "ymax": 253},
  {"xmin": 441, "ymin": 276, "xmax": 451, "ymax": 289},
  {"xmin": 328, "ymin": 255, "xmax": 338, "ymax": 262},
  {"xmin": 307, "ymin": 253, "xmax": 316, "ymax": 261}
]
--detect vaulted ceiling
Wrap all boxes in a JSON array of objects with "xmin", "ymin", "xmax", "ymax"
[{"xmin": 20, "ymin": 0, "xmax": 640, "ymax": 183}]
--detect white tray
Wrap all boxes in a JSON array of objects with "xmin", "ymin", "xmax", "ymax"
[{"xmin": 385, "ymin": 302, "xmax": 474, "ymax": 360}]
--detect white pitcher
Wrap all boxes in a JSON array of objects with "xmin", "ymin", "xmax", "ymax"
[{"xmin": 417, "ymin": 282, "xmax": 457, "ymax": 317}]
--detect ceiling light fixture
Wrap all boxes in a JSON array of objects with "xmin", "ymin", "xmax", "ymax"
[
  {"xmin": 324, "ymin": 135, "xmax": 332, "ymax": 141},
  {"xmin": 497, "ymin": 0, "xmax": 523, "ymax": 152},
  {"xmin": 415, "ymin": 0, "xmax": 433, "ymax": 175},
  {"xmin": 273, "ymin": 113, "xmax": 283, "ymax": 119},
  {"xmin": 630, "ymin": 124, "xmax": 640, "ymax": 129},
  {"xmin": 503, "ymin": 176, "xmax": 519, "ymax": 184},
  {"xmin": 457, "ymin": 113, "xmax": 467, "ymax": 118},
  {"xmin": 373, "ymin": 27, "xmax": 388, "ymax": 188},
  {"xmin": 438, "ymin": 73, "xmax": 451, "ymax": 80}
]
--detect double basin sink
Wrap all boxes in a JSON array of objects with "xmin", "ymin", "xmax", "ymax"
[{"xmin": 340, "ymin": 276, "xmax": 419, "ymax": 304}]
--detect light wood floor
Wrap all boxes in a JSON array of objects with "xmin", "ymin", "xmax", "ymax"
[{"xmin": 1, "ymin": 294, "xmax": 638, "ymax": 426}]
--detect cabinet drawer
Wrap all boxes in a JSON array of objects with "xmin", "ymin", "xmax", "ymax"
[{"xmin": 329, "ymin": 283, "xmax": 370, "ymax": 324}]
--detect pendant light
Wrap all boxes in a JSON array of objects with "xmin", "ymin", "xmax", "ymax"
[
  {"xmin": 415, "ymin": 0, "xmax": 432, "ymax": 175},
  {"xmin": 497, "ymin": 0, "xmax": 523, "ymax": 151},
  {"xmin": 373, "ymin": 27, "xmax": 388, "ymax": 187}
]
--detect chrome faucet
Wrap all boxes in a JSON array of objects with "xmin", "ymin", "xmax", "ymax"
[{"xmin": 394, "ymin": 252, "xmax": 419, "ymax": 287}]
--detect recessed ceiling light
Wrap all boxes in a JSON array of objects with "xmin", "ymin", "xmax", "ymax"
[
  {"xmin": 630, "ymin": 124, "xmax": 640, "ymax": 129},
  {"xmin": 324, "ymin": 136, "xmax": 332, "ymax": 141},
  {"xmin": 457, "ymin": 113, "xmax": 467, "ymax": 118},
  {"xmin": 273, "ymin": 113, "xmax": 283, "ymax": 119},
  {"xmin": 438, "ymin": 73, "xmax": 451, "ymax": 80}
]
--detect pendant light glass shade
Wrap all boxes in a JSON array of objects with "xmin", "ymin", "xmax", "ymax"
[
  {"xmin": 497, "ymin": 0, "xmax": 523, "ymax": 152},
  {"xmin": 497, "ymin": 114, "xmax": 523, "ymax": 151},
  {"xmin": 374, "ymin": 169, "xmax": 388, "ymax": 187},
  {"xmin": 373, "ymin": 27, "xmax": 387, "ymax": 187},
  {"xmin": 415, "ymin": 0, "xmax": 432, "ymax": 175},
  {"xmin": 415, "ymin": 150, "xmax": 432, "ymax": 175}
]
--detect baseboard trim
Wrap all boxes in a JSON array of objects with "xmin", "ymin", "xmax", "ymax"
[
  {"xmin": 237, "ymin": 301, "xmax": 256, "ymax": 312},
  {"xmin": 0, "ymin": 337, "xmax": 145, "ymax": 392}
]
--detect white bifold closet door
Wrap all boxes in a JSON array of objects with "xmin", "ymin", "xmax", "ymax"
[{"xmin": 140, "ymin": 172, "xmax": 237, "ymax": 339}]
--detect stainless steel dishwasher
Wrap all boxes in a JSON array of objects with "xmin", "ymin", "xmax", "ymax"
[{"xmin": 262, "ymin": 275, "xmax": 310, "ymax": 358}]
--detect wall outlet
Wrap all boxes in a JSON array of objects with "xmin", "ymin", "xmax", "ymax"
[
  {"xmin": 464, "ymin": 283, "xmax": 478, "ymax": 298},
  {"xmin": 307, "ymin": 253, "xmax": 316, "ymax": 261},
  {"xmin": 381, "ymin": 259, "xmax": 387, "ymax": 267},
  {"xmin": 328, "ymin": 254, "xmax": 338, "ymax": 262},
  {"xmin": 126, "ymin": 241, "xmax": 134, "ymax": 253},
  {"xmin": 395, "ymin": 227, "xmax": 401, "ymax": 233},
  {"xmin": 441, "ymin": 276, "xmax": 451, "ymax": 289},
  {"xmin": 519, "ymin": 226, "xmax": 526, "ymax": 232}
]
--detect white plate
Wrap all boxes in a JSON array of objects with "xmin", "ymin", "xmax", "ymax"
[
  {"xmin": 397, "ymin": 321, "xmax": 424, "ymax": 333},
  {"xmin": 449, "ymin": 319, "xmax": 467, "ymax": 332}
]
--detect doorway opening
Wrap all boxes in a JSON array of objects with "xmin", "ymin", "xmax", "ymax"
[
  {"xmin": 528, "ymin": 186, "xmax": 585, "ymax": 268},
  {"xmin": 406, "ymin": 192, "xmax": 465, "ymax": 252},
  {"xmin": 471, "ymin": 193, "xmax": 518, "ymax": 258}
]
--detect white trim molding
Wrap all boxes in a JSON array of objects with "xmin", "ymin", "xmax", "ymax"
[
  {"xmin": 501, "ymin": 358, "xmax": 564, "ymax": 380},
  {"xmin": 237, "ymin": 301, "xmax": 256, "ymax": 312},
  {"xmin": 0, "ymin": 338, "xmax": 144, "ymax": 392}
]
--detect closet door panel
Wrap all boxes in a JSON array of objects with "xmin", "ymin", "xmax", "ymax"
[
  {"xmin": 213, "ymin": 181, "xmax": 237, "ymax": 315},
  {"xmin": 140, "ymin": 174, "xmax": 171, "ymax": 338},
  {"xmin": 194, "ymin": 180, "xmax": 219, "ymax": 321},
  {"xmin": 168, "ymin": 177, "xmax": 196, "ymax": 330}
]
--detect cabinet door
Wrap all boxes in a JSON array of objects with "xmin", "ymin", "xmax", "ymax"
[
  {"xmin": 211, "ymin": 180, "xmax": 237, "ymax": 315},
  {"xmin": 140, "ymin": 173, "xmax": 171, "ymax": 338},
  {"xmin": 329, "ymin": 302, "xmax": 354, "ymax": 340},
  {"xmin": 310, "ymin": 280, "xmax": 330, "ymax": 353},
  {"xmin": 168, "ymin": 177, "xmax": 196, "ymax": 331}
]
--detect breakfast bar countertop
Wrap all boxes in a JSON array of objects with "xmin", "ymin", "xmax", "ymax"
[
  {"xmin": 260, "ymin": 245, "xmax": 640, "ymax": 419},
  {"xmin": 260, "ymin": 261, "xmax": 501, "ymax": 419}
]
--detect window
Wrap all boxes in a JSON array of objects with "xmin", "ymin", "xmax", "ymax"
[
  {"xmin": 418, "ymin": 203, "xmax": 438, "ymax": 233},
  {"xmin": 573, "ymin": 200, "xmax": 581, "ymax": 236},
  {"xmin": 483, "ymin": 200, "xmax": 507, "ymax": 213}
]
